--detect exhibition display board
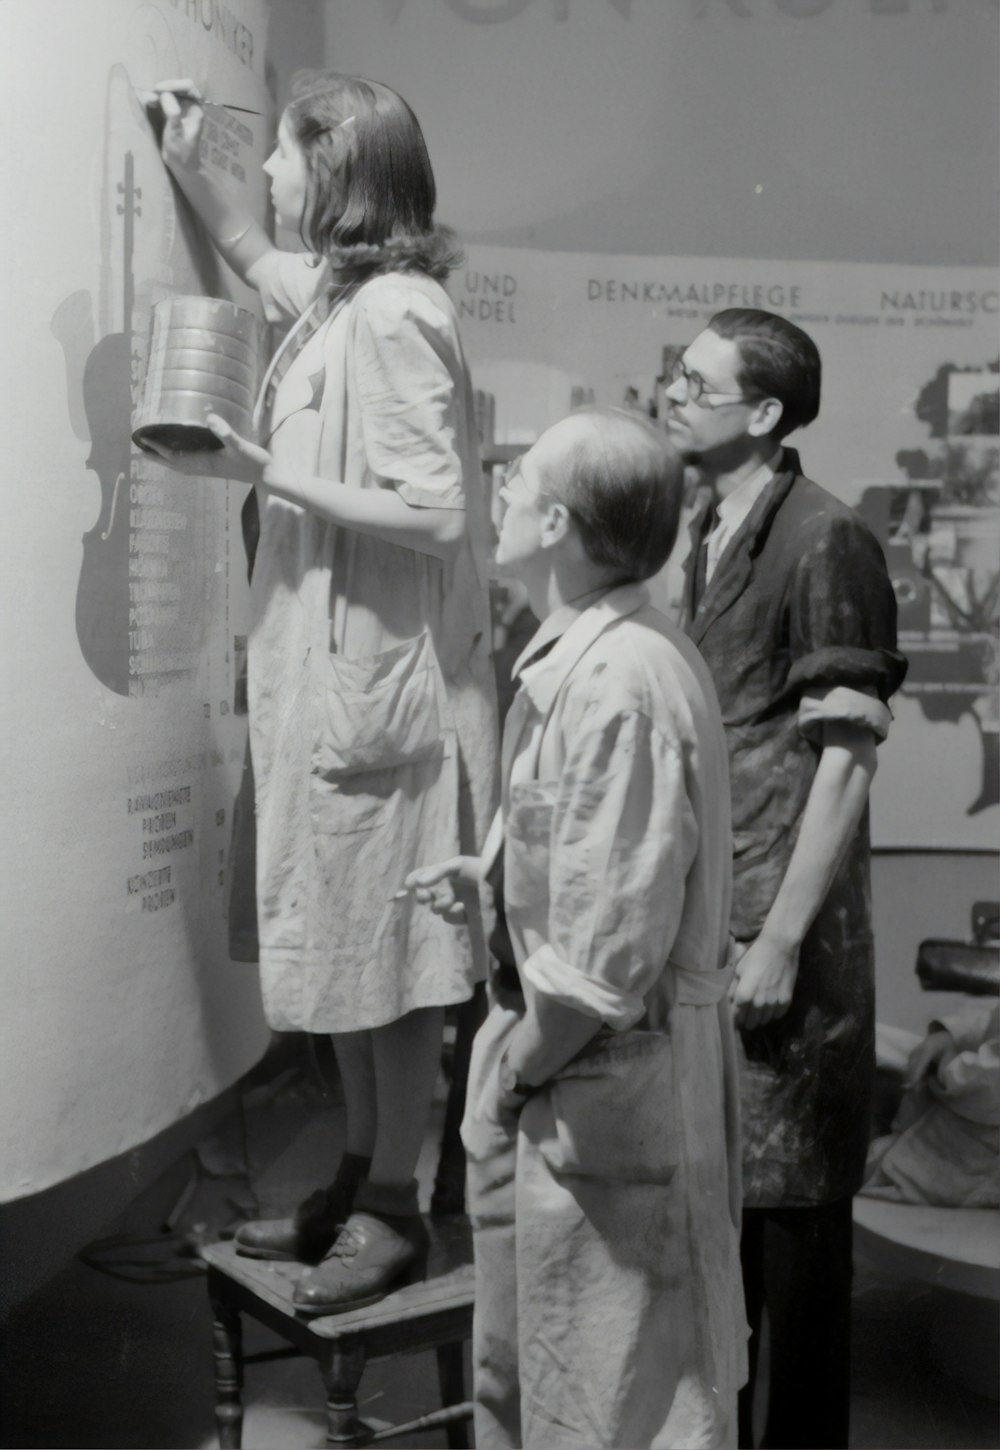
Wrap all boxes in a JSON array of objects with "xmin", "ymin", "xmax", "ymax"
[
  {"xmin": 0, "ymin": 0, "xmax": 271, "ymax": 1199},
  {"xmin": 459, "ymin": 243, "xmax": 999, "ymax": 853}
]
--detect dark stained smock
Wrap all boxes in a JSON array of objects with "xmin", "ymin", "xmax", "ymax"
[{"xmin": 684, "ymin": 449, "xmax": 907, "ymax": 1206}]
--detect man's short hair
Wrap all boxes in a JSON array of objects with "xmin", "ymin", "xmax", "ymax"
[
  {"xmin": 541, "ymin": 408, "xmax": 684, "ymax": 582},
  {"xmin": 709, "ymin": 308, "xmax": 822, "ymax": 439}
]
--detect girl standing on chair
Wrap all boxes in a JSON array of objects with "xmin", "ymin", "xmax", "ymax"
[{"xmin": 151, "ymin": 72, "xmax": 497, "ymax": 1313}]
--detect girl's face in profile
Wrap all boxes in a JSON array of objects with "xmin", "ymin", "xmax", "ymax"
[{"xmin": 263, "ymin": 112, "xmax": 309, "ymax": 232}]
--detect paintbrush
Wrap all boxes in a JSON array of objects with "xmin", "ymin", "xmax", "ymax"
[{"xmin": 138, "ymin": 85, "xmax": 260, "ymax": 117}]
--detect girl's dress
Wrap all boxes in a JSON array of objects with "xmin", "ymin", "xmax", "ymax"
[{"xmin": 246, "ymin": 252, "xmax": 498, "ymax": 1032}]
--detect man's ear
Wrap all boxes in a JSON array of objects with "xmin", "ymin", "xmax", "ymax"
[
  {"xmin": 748, "ymin": 396, "xmax": 784, "ymax": 439},
  {"xmin": 539, "ymin": 500, "xmax": 573, "ymax": 550}
]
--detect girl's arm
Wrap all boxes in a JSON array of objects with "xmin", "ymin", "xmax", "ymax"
[
  {"xmin": 264, "ymin": 466, "xmax": 466, "ymax": 561},
  {"xmin": 153, "ymin": 83, "xmax": 275, "ymax": 285},
  {"xmin": 207, "ymin": 417, "xmax": 466, "ymax": 562}
]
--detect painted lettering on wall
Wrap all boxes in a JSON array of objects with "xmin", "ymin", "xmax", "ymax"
[
  {"xmin": 203, "ymin": 108, "xmax": 254, "ymax": 184},
  {"xmin": 587, "ymin": 277, "xmax": 803, "ymax": 311},
  {"xmin": 125, "ymin": 782, "xmax": 196, "ymax": 911},
  {"xmin": 165, "ymin": 0, "xmax": 256, "ymax": 69},
  {"xmin": 460, "ymin": 270, "xmax": 518, "ymax": 323},
  {"xmin": 881, "ymin": 289, "xmax": 999, "ymax": 317}
]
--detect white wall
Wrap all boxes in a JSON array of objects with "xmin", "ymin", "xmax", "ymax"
[
  {"xmin": 871, "ymin": 852, "xmax": 999, "ymax": 1035},
  {"xmin": 0, "ymin": 0, "xmax": 272, "ymax": 1201},
  {"xmin": 265, "ymin": 0, "xmax": 325, "ymax": 115},
  {"xmin": 319, "ymin": 0, "xmax": 998, "ymax": 267}
]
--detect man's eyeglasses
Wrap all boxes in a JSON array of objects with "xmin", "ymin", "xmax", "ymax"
[
  {"xmin": 498, "ymin": 455, "xmax": 575, "ymax": 519},
  {"xmin": 670, "ymin": 359, "xmax": 753, "ymax": 407},
  {"xmin": 499, "ymin": 456, "xmax": 554, "ymax": 504}
]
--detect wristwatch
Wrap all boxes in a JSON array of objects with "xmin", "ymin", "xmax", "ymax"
[{"xmin": 498, "ymin": 1051, "xmax": 536, "ymax": 1102}]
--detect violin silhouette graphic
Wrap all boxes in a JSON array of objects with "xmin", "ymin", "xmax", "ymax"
[{"xmin": 52, "ymin": 150, "xmax": 141, "ymax": 696}]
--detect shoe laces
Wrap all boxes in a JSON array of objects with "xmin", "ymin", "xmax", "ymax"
[{"xmin": 327, "ymin": 1221, "xmax": 363, "ymax": 1262}]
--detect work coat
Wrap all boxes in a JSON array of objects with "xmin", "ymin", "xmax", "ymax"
[
  {"xmin": 683, "ymin": 451, "xmax": 906, "ymax": 1206},
  {"xmin": 246, "ymin": 255, "xmax": 498, "ymax": 1032},
  {"xmin": 463, "ymin": 583, "xmax": 747, "ymax": 1449}
]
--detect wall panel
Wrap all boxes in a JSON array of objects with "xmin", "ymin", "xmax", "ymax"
[{"xmin": 0, "ymin": 0, "xmax": 273, "ymax": 1200}]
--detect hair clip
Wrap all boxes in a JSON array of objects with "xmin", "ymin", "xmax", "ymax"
[{"xmin": 336, "ymin": 115, "xmax": 356, "ymax": 129}]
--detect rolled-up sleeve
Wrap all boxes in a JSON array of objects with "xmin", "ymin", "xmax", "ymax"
[
  {"xmin": 352, "ymin": 282, "xmax": 466, "ymax": 510},
  {"xmin": 784, "ymin": 513, "xmax": 907, "ymax": 742},
  {"xmin": 798, "ymin": 684, "xmax": 893, "ymax": 744},
  {"xmin": 520, "ymin": 709, "xmax": 698, "ymax": 1030}
]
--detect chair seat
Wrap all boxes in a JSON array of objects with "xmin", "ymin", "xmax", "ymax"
[
  {"xmin": 202, "ymin": 1214, "xmax": 474, "ymax": 1338},
  {"xmin": 201, "ymin": 1216, "xmax": 475, "ymax": 1448}
]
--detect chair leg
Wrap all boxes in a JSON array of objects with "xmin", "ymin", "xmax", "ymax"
[
  {"xmin": 209, "ymin": 1293, "xmax": 244, "ymax": 1449},
  {"xmin": 320, "ymin": 1339, "xmax": 372, "ymax": 1447},
  {"xmin": 437, "ymin": 1342, "xmax": 470, "ymax": 1450}
]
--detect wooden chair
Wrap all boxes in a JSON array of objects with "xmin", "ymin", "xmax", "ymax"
[{"xmin": 202, "ymin": 1215, "xmax": 474, "ymax": 1448}]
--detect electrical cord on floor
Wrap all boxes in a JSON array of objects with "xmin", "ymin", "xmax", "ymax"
[
  {"xmin": 77, "ymin": 1091, "xmax": 257, "ymax": 1286},
  {"xmin": 76, "ymin": 1057, "xmax": 328, "ymax": 1286},
  {"xmin": 76, "ymin": 1157, "xmax": 212, "ymax": 1283},
  {"xmin": 76, "ymin": 1230, "xmax": 207, "ymax": 1284}
]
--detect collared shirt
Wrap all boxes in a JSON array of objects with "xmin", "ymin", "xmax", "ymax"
[
  {"xmin": 705, "ymin": 449, "xmax": 783, "ymax": 585},
  {"xmin": 510, "ymin": 583, "xmax": 613, "ymax": 681},
  {"xmin": 489, "ymin": 581, "xmax": 733, "ymax": 1031},
  {"xmin": 481, "ymin": 585, "xmax": 617, "ymax": 976}
]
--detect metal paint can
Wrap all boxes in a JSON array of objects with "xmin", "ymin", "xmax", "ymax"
[{"xmin": 132, "ymin": 295, "xmax": 260, "ymax": 453}]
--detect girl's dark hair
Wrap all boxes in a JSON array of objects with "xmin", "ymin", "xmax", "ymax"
[
  {"xmin": 542, "ymin": 408, "xmax": 685, "ymax": 583},
  {"xmin": 708, "ymin": 308, "xmax": 821, "ymax": 439},
  {"xmin": 285, "ymin": 71, "xmax": 462, "ymax": 281}
]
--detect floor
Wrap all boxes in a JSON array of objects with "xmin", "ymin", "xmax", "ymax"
[{"xmin": 1, "ymin": 1052, "xmax": 997, "ymax": 1450}]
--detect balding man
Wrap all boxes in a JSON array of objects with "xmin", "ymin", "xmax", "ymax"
[{"xmin": 408, "ymin": 409, "xmax": 746, "ymax": 1450}]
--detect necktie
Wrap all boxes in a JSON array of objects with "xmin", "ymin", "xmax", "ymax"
[{"xmin": 691, "ymin": 502, "xmax": 718, "ymax": 612}]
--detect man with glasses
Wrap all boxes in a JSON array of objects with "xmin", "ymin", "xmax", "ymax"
[
  {"xmin": 665, "ymin": 309, "xmax": 906, "ymax": 1449},
  {"xmin": 406, "ymin": 407, "xmax": 745, "ymax": 1449}
]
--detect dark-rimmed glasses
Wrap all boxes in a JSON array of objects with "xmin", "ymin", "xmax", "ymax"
[{"xmin": 670, "ymin": 358, "xmax": 755, "ymax": 407}]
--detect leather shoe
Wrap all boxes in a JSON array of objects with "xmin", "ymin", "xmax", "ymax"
[
  {"xmin": 293, "ymin": 1210, "xmax": 430, "ymax": 1316},
  {"xmin": 234, "ymin": 1182, "xmax": 353, "ymax": 1265}
]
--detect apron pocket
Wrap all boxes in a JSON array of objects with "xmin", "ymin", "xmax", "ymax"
[
  {"xmin": 312, "ymin": 632, "xmax": 444, "ymax": 781},
  {"xmin": 540, "ymin": 1032, "xmax": 677, "ymax": 1184}
]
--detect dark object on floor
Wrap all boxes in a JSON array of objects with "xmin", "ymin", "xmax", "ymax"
[
  {"xmin": 202, "ymin": 1215, "xmax": 474, "ymax": 1448},
  {"xmin": 917, "ymin": 901, "xmax": 1000, "ymax": 997}
]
